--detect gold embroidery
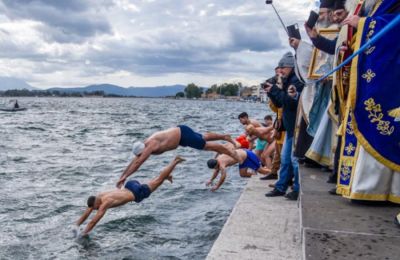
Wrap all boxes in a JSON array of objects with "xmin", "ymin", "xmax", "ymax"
[
  {"xmin": 369, "ymin": 20, "xmax": 377, "ymax": 29},
  {"xmin": 345, "ymin": 143, "xmax": 356, "ymax": 155},
  {"xmin": 365, "ymin": 46, "xmax": 375, "ymax": 55},
  {"xmin": 364, "ymin": 98, "xmax": 395, "ymax": 135},
  {"xmin": 340, "ymin": 166, "xmax": 351, "ymax": 181},
  {"xmin": 388, "ymin": 107, "xmax": 400, "ymax": 122},
  {"xmin": 362, "ymin": 69, "xmax": 376, "ymax": 83},
  {"xmin": 346, "ymin": 120, "xmax": 354, "ymax": 135}
]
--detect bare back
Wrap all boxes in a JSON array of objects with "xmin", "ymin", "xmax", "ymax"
[
  {"xmin": 217, "ymin": 149, "xmax": 247, "ymax": 167},
  {"xmin": 97, "ymin": 189, "xmax": 135, "ymax": 209},
  {"xmin": 145, "ymin": 127, "xmax": 181, "ymax": 154},
  {"xmin": 249, "ymin": 119, "xmax": 262, "ymax": 128}
]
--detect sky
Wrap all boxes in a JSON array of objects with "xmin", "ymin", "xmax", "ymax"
[{"xmin": 0, "ymin": 0, "xmax": 310, "ymax": 89}]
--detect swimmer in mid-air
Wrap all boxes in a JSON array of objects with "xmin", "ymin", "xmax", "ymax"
[
  {"xmin": 76, "ymin": 156, "xmax": 185, "ymax": 235},
  {"xmin": 117, "ymin": 125, "xmax": 240, "ymax": 188},
  {"xmin": 206, "ymin": 149, "xmax": 271, "ymax": 191}
]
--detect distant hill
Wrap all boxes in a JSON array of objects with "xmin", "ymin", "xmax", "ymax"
[
  {"xmin": 48, "ymin": 84, "xmax": 186, "ymax": 97},
  {"xmin": 0, "ymin": 77, "xmax": 37, "ymax": 91}
]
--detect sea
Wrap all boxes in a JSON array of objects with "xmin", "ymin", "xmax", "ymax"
[{"xmin": 0, "ymin": 97, "xmax": 269, "ymax": 260}]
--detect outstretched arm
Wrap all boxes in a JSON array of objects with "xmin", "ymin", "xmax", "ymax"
[
  {"xmin": 76, "ymin": 207, "xmax": 93, "ymax": 227},
  {"xmin": 117, "ymin": 148, "xmax": 152, "ymax": 188},
  {"xmin": 211, "ymin": 167, "xmax": 227, "ymax": 192},
  {"xmin": 82, "ymin": 206, "xmax": 108, "ymax": 235},
  {"xmin": 207, "ymin": 168, "xmax": 220, "ymax": 186}
]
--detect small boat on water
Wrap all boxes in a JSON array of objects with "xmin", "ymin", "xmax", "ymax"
[{"xmin": 0, "ymin": 107, "xmax": 27, "ymax": 112}]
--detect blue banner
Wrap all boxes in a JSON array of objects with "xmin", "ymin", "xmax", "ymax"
[{"xmin": 350, "ymin": 1, "xmax": 400, "ymax": 171}]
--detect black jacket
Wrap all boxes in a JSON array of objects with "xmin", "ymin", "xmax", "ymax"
[
  {"xmin": 267, "ymin": 71, "xmax": 304, "ymax": 137},
  {"xmin": 311, "ymin": 35, "xmax": 337, "ymax": 55}
]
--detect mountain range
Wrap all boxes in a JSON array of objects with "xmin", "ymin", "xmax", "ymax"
[
  {"xmin": 0, "ymin": 76, "xmax": 37, "ymax": 91},
  {"xmin": 48, "ymin": 84, "xmax": 186, "ymax": 97},
  {"xmin": 0, "ymin": 77, "xmax": 187, "ymax": 97}
]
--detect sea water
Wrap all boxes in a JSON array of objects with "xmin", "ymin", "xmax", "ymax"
[{"xmin": 0, "ymin": 97, "xmax": 268, "ymax": 259}]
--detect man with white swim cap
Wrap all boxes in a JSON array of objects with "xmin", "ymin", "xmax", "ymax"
[{"xmin": 117, "ymin": 125, "xmax": 240, "ymax": 188}]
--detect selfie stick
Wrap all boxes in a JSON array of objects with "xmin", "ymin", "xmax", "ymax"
[{"xmin": 266, "ymin": 1, "xmax": 288, "ymax": 34}]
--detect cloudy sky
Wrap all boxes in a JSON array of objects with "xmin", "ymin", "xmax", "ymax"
[{"xmin": 0, "ymin": 0, "xmax": 310, "ymax": 89}]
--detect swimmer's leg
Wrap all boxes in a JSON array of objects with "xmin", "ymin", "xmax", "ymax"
[
  {"xmin": 204, "ymin": 142, "xmax": 241, "ymax": 163},
  {"xmin": 262, "ymin": 141, "xmax": 275, "ymax": 169},
  {"xmin": 257, "ymin": 166, "xmax": 271, "ymax": 175},
  {"xmin": 239, "ymin": 168, "xmax": 253, "ymax": 178},
  {"xmin": 146, "ymin": 156, "xmax": 185, "ymax": 192},
  {"xmin": 203, "ymin": 132, "xmax": 236, "ymax": 146}
]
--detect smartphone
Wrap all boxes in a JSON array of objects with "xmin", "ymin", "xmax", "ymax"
[
  {"xmin": 287, "ymin": 24, "xmax": 301, "ymax": 40},
  {"xmin": 306, "ymin": 10, "xmax": 319, "ymax": 29}
]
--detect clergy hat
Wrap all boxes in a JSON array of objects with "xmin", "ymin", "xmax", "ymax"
[
  {"xmin": 320, "ymin": 0, "xmax": 335, "ymax": 9},
  {"xmin": 334, "ymin": 0, "xmax": 346, "ymax": 10}
]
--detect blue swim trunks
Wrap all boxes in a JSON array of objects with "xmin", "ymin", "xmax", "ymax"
[
  {"xmin": 125, "ymin": 180, "xmax": 151, "ymax": 203},
  {"xmin": 239, "ymin": 150, "xmax": 261, "ymax": 171},
  {"xmin": 178, "ymin": 125, "xmax": 206, "ymax": 150}
]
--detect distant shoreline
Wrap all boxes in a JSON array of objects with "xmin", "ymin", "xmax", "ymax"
[{"xmin": 0, "ymin": 95, "xmax": 266, "ymax": 103}]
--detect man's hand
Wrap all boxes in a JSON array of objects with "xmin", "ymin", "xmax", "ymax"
[
  {"xmin": 289, "ymin": 37, "xmax": 300, "ymax": 50},
  {"xmin": 342, "ymin": 15, "xmax": 360, "ymax": 28},
  {"xmin": 211, "ymin": 186, "xmax": 219, "ymax": 192},
  {"xmin": 264, "ymin": 82, "xmax": 273, "ymax": 93},
  {"xmin": 116, "ymin": 177, "xmax": 126, "ymax": 189},
  {"xmin": 304, "ymin": 23, "xmax": 318, "ymax": 39},
  {"xmin": 288, "ymin": 85, "xmax": 297, "ymax": 98},
  {"xmin": 206, "ymin": 180, "xmax": 213, "ymax": 186}
]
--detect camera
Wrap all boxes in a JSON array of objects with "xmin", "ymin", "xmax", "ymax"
[
  {"xmin": 265, "ymin": 0, "xmax": 273, "ymax": 4},
  {"xmin": 266, "ymin": 77, "xmax": 277, "ymax": 85},
  {"xmin": 261, "ymin": 77, "xmax": 277, "ymax": 89}
]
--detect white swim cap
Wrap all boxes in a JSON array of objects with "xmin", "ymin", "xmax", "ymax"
[{"xmin": 132, "ymin": 141, "xmax": 145, "ymax": 156}]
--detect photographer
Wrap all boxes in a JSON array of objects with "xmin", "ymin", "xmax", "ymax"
[{"xmin": 264, "ymin": 52, "xmax": 304, "ymax": 200}]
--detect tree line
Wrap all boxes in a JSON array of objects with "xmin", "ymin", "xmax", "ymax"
[
  {"xmin": 176, "ymin": 82, "xmax": 253, "ymax": 99},
  {"xmin": 0, "ymin": 89, "xmax": 123, "ymax": 97}
]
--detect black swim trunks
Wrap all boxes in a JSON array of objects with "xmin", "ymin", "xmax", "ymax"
[
  {"xmin": 125, "ymin": 180, "xmax": 151, "ymax": 203},
  {"xmin": 178, "ymin": 125, "xmax": 206, "ymax": 150}
]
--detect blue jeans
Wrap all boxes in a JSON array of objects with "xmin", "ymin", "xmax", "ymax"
[{"xmin": 275, "ymin": 136, "xmax": 299, "ymax": 192}]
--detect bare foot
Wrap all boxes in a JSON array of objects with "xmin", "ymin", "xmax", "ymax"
[
  {"xmin": 167, "ymin": 175, "xmax": 173, "ymax": 183},
  {"xmin": 174, "ymin": 156, "xmax": 186, "ymax": 164},
  {"xmin": 224, "ymin": 134, "xmax": 235, "ymax": 145}
]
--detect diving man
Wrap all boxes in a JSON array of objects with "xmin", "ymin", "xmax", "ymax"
[
  {"xmin": 117, "ymin": 125, "xmax": 239, "ymax": 188},
  {"xmin": 206, "ymin": 149, "xmax": 271, "ymax": 191},
  {"xmin": 76, "ymin": 156, "xmax": 185, "ymax": 235}
]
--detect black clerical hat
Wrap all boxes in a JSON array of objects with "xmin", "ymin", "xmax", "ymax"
[
  {"xmin": 320, "ymin": 0, "xmax": 335, "ymax": 8},
  {"xmin": 334, "ymin": 0, "xmax": 346, "ymax": 10}
]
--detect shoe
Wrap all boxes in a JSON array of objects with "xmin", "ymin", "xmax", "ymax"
[
  {"xmin": 321, "ymin": 166, "xmax": 333, "ymax": 173},
  {"xmin": 328, "ymin": 187, "xmax": 339, "ymax": 196},
  {"xmin": 260, "ymin": 173, "xmax": 278, "ymax": 180},
  {"xmin": 326, "ymin": 177, "xmax": 336, "ymax": 184},
  {"xmin": 285, "ymin": 191, "xmax": 299, "ymax": 200},
  {"xmin": 395, "ymin": 213, "xmax": 400, "ymax": 228},
  {"xmin": 268, "ymin": 183, "xmax": 276, "ymax": 188},
  {"xmin": 265, "ymin": 188, "xmax": 285, "ymax": 197}
]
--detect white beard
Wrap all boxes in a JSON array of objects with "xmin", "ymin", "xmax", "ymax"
[
  {"xmin": 364, "ymin": 0, "xmax": 378, "ymax": 12},
  {"xmin": 346, "ymin": 0, "xmax": 378, "ymax": 13}
]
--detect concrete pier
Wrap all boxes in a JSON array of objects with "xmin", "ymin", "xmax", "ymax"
[
  {"xmin": 300, "ymin": 166, "xmax": 400, "ymax": 260},
  {"xmin": 206, "ymin": 177, "xmax": 301, "ymax": 260},
  {"xmin": 207, "ymin": 166, "xmax": 400, "ymax": 260}
]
